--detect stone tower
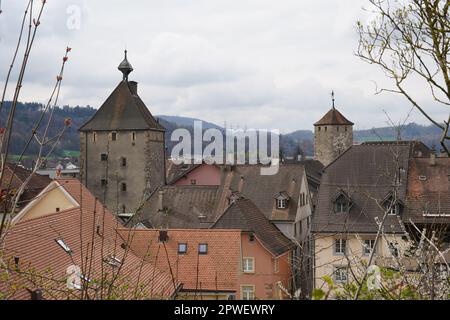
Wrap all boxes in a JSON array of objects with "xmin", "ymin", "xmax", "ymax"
[
  {"xmin": 79, "ymin": 51, "xmax": 166, "ymax": 218},
  {"xmin": 314, "ymin": 93, "xmax": 353, "ymax": 166}
]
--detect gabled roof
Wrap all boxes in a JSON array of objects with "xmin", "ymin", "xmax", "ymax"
[
  {"xmin": 313, "ymin": 143, "xmax": 412, "ymax": 234},
  {"xmin": 79, "ymin": 81, "xmax": 165, "ymax": 132},
  {"xmin": 1, "ymin": 163, "xmax": 52, "ymax": 209},
  {"xmin": 212, "ymin": 198, "xmax": 295, "ymax": 257},
  {"xmin": 117, "ymin": 229, "xmax": 241, "ymax": 292},
  {"xmin": 314, "ymin": 107, "xmax": 354, "ymax": 126},
  {"xmin": 1, "ymin": 179, "xmax": 175, "ymax": 300},
  {"xmin": 226, "ymin": 164, "xmax": 306, "ymax": 222},
  {"xmin": 166, "ymin": 162, "xmax": 203, "ymax": 185},
  {"xmin": 134, "ymin": 185, "xmax": 222, "ymax": 229},
  {"xmin": 274, "ymin": 192, "xmax": 290, "ymax": 200}
]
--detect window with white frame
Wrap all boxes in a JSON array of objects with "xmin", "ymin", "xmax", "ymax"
[
  {"xmin": 241, "ymin": 285, "xmax": 255, "ymax": 300},
  {"xmin": 243, "ymin": 257, "xmax": 255, "ymax": 273},
  {"xmin": 277, "ymin": 199, "xmax": 287, "ymax": 209},
  {"xmin": 178, "ymin": 243, "xmax": 187, "ymax": 254},
  {"xmin": 334, "ymin": 239, "xmax": 346, "ymax": 255},
  {"xmin": 335, "ymin": 198, "xmax": 349, "ymax": 213},
  {"xmin": 334, "ymin": 266, "xmax": 348, "ymax": 283},
  {"xmin": 363, "ymin": 239, "xmax": 376, "ymax": 255},
  {"xmin": 389, "ymin": 242, "xmax": 399, "ymax": 257}
]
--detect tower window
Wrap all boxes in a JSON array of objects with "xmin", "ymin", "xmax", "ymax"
[
  {"xmin": 178, "ymin": 243, "xmax": 187, "ymax": 254},
  {"xmin": 111, "ymin": 132, "xmax": 117, "ymax": 141},
  {"xmin": 132, "ymin": 132, "xmax": 136, "ymax": 141},
  {"xmin": 345, "ymin": 126, "xmax": 348, "ymax": 132},
  {"xmin": 337, "ymin": 126, "xmax": 339, "ymax": 132},
  {"xmin": 318, "ymin": 127, "xmax": 321, "ymax": 132},
  {"xmin": 121, "ymin": 183, "xmax": 127, "ymax": 192},
  {"xmin": 93, "ymin": 132, "xmax": 97, "ymax": 142},
  {"xmin": 122, "ymin": 205, "xmax": 126, "ymax": 214},
  {"xmin": 199, "ymin": 243, "xmax": 208, "ymax": 254},
  {"xmin": 101, "ymin": 179, "xmax": 108, "ymax": 187},
  {"xmin": 325, "ymin": 126, "xmax": 327, "ymax": 132},
  {"xmin": 101, "ymin": 153, "xmax": 108, "ymax": 161},
  {"xmin": 121, "ymin": 157, "xmax": 127, "ymax": 167}
]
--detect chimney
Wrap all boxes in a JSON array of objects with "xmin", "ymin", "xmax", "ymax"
[
  {"xmin": 238, "ymin": 176, "xmax": 245, "ymax": 193},
  {"xmin": 430, "ymin": 151, "xmax": 436, "ymax": 166},
  {"xmin": 28, "ymin": 289, "xmax": 43, "ymax": 300},
  {"xmin": 129, "ymin": 81, "xmax": 138, "ymax": 95},
  {"xmin": 158, "ymin": 190, "xmax": 164, "ymax": 212},
  {"xmin": 287, "ymin": 178, "xmax": 296, "ymax": 197}
]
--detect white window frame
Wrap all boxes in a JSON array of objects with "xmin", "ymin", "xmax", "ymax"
[
  {"xmin": 198, "ymin": 243, "xmax": 208, "ymax": 255},
  {"xmin": 387, "ymin": 203, "xmax": 399, "ymax": 215},
  {"xmin": 243, "ymin": 257, "xmax": 255, "ymax": 273},
  {"xmin": 363, "ymin": 239, "xmax": 376, "ymax": 255},
  {"xmin": 241, "ymin": 285, "xmax": 255, "ymax": 300},
  {"xmin": 335, "ymin": 200, "xmax": 349, "ymax": 213},
  {"xmin": 178, "ymin": 243, "xmax": 187, "ymax": 254},
  {"xmin": 334, "ymin": 266, "xmax": 348, "ymax": 283},
  {"xmin": 334, "ymin": 239, "xmax": 346, "ymax": 255},
  {"xmin": 277, "ymin": 198, "xmax": 287, "ymax": 209}
]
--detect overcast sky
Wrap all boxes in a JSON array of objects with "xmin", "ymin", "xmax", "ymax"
[{"xmin": 0, "ymin": 0, "xmax": 447, "ymax": 133}]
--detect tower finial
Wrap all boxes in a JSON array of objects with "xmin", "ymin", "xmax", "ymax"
[
  {"xmin": 118, "ymin": 50, "xmax": 133, "ymax": 81},
  {"xmin": 331, "ymin": 90, "xmax": 335, "ymax": 109}
]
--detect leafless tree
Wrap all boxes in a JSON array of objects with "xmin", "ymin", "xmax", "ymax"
[{"xmin": 356, "ymin": 0, "xmax": 450, "ymax": 155}]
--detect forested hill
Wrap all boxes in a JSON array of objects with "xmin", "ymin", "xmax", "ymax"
[{"xmin": 0, "ymin": 101, "xmax": 444, "ymax": 158}]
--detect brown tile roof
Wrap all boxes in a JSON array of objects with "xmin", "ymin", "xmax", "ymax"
[
  {"xmin": 117, "ymin": 229, "xmax": 241, "ymax": 292},
  {"xmin": 212, "ymin": 198, "xmax": 296, "ymax": 257},
  {"xmin": 133, "ymin": 163, "xmax": 308, "ymax": 229},
  {"xmin": 1, "ymin": 163, "xmax": 52, "ymax": 209},
  {"xmin": 1, "ymin": 179, "xmax": 175, "ymax": 300},
  {"xmin": 79, "ymin": 81, "xmax": 165, "ymax": 132},
  {"xmin": 312, "ymin": 143, "xmax": 414, "ymax": 234},
  {"xmin": 166, "ymin": 162, "xmax": 202, "ymax": 185},
  {"xmin": 226, "ymin": 164, "xmax": 306, "ymax": 221},
  {"xmin": 404, "ymin": 157, "xmax": 450, "ymax": 224},
  {"xmin": 135, "ymin": 185, "xmax": 222, "ymax": 229},
  {"xmin": 314, "ymin": 107, "xmax": 354, "ymax": 126}
]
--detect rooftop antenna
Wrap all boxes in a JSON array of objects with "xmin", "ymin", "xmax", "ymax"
[
  {"xmin": 331, "ymin": 90, "xmax": 336, "ymax": 109},
  {"xmin": 118, "ymin": 50, "xmax": 133, "ymax": 81}
]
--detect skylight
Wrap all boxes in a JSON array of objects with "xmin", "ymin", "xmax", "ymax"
[
  {"xmin": 55, "ymin": 239, "xmax": 72, "ymax": 254},
  {"xmin": 104, "ymin": 255, "xmax": 122, "ymax": 268}
]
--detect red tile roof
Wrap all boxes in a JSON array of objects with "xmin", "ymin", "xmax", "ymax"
[
  {"xmin": 117, "ymin": 228, "xmax": 241, "ymax": 293},
  {"xmin": 1, "ymin": 179, "xmax": 175, "ymax": 300}
]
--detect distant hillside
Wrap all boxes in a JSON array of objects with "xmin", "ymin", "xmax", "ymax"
[{"xmin": 1, "ymin": 102, "xmax": 445, "ymax": 160}]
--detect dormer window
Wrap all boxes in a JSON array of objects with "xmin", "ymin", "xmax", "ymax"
[
  {"xmin": 275, "ymin": 192, "xmax": 290, "ymax": 210},
  {"xmin": 277, "ymin": 199, "xmax": 287, "ymax": 209},
  {"xmin": 333, "ymin": 191, "xmax": 352, "ymax": 214},
  {"xmin": 382, "ymin": 193, "xmax": 403, "ymax": 216}
]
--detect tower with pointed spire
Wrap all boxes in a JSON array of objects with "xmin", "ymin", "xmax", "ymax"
[
  {"xmin": 79, "ymin": 51, "xmax": 166, "ymax": 219},
  {"xmin": 314, "ymin": 92, "xmax": 354, "ymax": 166}
]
